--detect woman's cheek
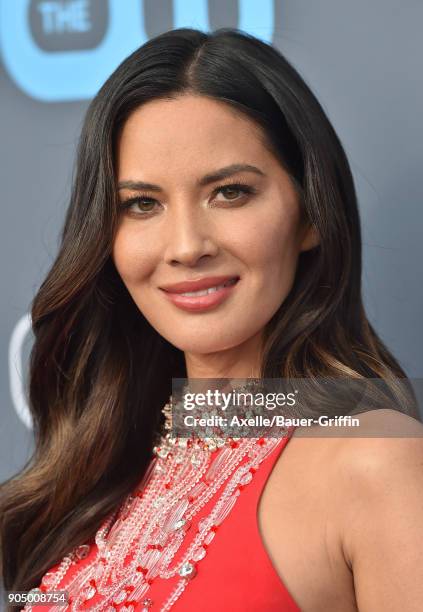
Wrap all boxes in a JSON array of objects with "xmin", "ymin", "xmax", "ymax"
[{"xmin": 112, "ymin": 230, "xmax": 150, "ymax": 285}]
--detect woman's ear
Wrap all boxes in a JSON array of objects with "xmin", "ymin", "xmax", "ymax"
[{"xmin": 299, "ymin": 223, "xmax": 320, "ymax": 252}]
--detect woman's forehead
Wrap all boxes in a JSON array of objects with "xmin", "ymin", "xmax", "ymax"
[{"xmin": 116, "ymin": 96, "xmax": 278, "ymax": 184}]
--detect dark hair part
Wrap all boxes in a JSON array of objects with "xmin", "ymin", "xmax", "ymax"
[{"xmin": 0, "ymin": 27, "xmax": 417, "ymax": 595}]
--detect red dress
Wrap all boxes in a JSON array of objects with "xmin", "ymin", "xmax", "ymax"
[{"xmin": 27, "ymin": 431, "xmax": 300, "ymax": 612}]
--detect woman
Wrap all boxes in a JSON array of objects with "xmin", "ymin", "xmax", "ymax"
[{"xmin": 1, "ymin": 27, "xmax": 422, "ymax": 611}]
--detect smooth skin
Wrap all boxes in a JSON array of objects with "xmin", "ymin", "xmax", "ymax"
[{"xmin": 112, "ymin": 94, "xmax": 423, "ymax": 611}]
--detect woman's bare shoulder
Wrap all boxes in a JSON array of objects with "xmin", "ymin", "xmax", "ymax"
[
  {"xmin": 331, "ymin": 408, "xmax": 423, "ymax": 483},
  {"xmin": 329, "ymin": 409, "xmax": 423, "ymax": 610},
  {"xmin": 287, "ymin": 408, "xmax": 423, "ymax": 469},
  {"xmin": 287, "ymin": 407, "xmax": 423, "ymax": 545},
  {"xmin": 292, "ymin": 408, "xmax": 423, "ymax": 484}
]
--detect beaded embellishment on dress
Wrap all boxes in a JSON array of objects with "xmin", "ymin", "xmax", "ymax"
[{"xmin": 24, "ymin": 397, "xmax": 291, "ymax": 612}]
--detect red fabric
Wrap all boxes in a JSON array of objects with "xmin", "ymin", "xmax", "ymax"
[{"xmin": 30, "ymin": 432, "xmax": 300, "ymax": 611}]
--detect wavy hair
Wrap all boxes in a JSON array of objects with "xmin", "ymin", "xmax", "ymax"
[{"xmin": 0, "ymin": 27, "xmax": 417, "ymax": 596}]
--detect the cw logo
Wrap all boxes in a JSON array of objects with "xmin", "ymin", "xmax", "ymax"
[{"xmin": 0, "ymin": 0, "xmax": 274, "ymax": 101}]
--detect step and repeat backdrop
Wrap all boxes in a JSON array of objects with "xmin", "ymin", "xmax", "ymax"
[{"xmin": 1, "ymin": 0, "xmax": 423, "ymax": 482}]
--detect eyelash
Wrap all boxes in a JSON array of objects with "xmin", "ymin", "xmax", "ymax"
[{"xmin": 119, "ymin": 182, "xmax": 257, "ymax": 218}]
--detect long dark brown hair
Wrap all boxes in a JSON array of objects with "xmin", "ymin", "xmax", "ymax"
[{"xmin": 0, "ymin": 27, "xmax": 418, "ymax": 595}]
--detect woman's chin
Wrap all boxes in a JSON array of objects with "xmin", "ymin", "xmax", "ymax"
[{"xmin": 164, "ymin": 334, "xmax": 247, "ymax": 357}]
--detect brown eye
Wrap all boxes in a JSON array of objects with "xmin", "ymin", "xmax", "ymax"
[
  {"xmin": 221, "ymin": 186, "xmax": 242, "ymax": 199},
  {"xmin": 132, "ymin": 199, "xmax": 156, "ymax": 212},
  {"xmin": 119, "ymin": 196, "xmax": 159, "ymax": 216},
  {"xmin": 213, "ymin": 182, "xmax": 257, "ymax": 204}
]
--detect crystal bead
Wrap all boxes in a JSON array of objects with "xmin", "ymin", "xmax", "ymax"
[
  {"xmin": 83, "ymin": 584, "xmax": 96, "ymax": 600},
  {"xmin": 74, "ymin": 544, "xmax": 90, "ymax": 560},
  {"xmin": 144, "ymin": 548, "xmax": 162, "ymax": 572},
  {"xmin": 131, "ymin": 581, "xmax": 149, "ymax": 600},
  {"xmin": 189, "ymin": 481, "xmax": 207, "ymax": 498},
  {"xmin": 40, "ymin": 572, "xmax": 55, "ymax": 588},
  {"xmin": 239, "ymin": 471, "xmax": 253, "ymax": 485},
  {"xmin": 141, "ymin": 598, "xmax": 153, "ymax": 610},
  {"xmin": 173, "ymin": 518, "xmax": 187, "ymax": 530},
  {"xmin": 215, "ymin": 492, "xmax": 240, "ymax": 525},
  {"xmin": 114, "ymin": 588, "xmax": 128, "ymax": 604},
  {"xmin": 162, "ymin": 498, "xmax": 189, "ymax": 533},
  {"xmin": 152, "ymin": 495, "xmax": 166, "ymax": 508},
  {"xmin": 205, "ymin": 440, "xmax": 217, "ymax": 452},
  {"xmin": 93, "ymin": 563, "xmax": 105, "ymax": 581},
  {"xmin": 192, "ymin": 546, "xmax": 206, "ymax": 561},
  {"xmin": 204, "ymin": 530, "xmax": 216, "ymax": 545},
  {"xmin": 190, "ymin": 453, "xmax": 202, "ymax": 467},
  {"xmin": 204, "ymin": 447, "xmax": 232, "ymax": 482},
  {"xmin": 197, "ymin": 517, "xmax": 211, "ymax": 532},
  {"xmin": 178, "ymin": 561, "xmax": 197, "ymax": 579}
]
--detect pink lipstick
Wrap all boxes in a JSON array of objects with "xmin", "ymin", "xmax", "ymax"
[{"xmin": 160, "ymin": 275, "xmax": 240, "ymax": 312}]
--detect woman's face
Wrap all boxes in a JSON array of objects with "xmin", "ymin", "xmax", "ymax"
[{"xmin": 113, "ymin": 94, "xmax": 316, "ymax": 360}]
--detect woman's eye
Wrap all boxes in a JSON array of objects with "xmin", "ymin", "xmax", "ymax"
[
  {"xmin": 120, "ymin": 197, "xmax": 158, "ymax": 215},
  {"xmin": 216, "ymin": 186, "xmax": 242, "ymax": 200},
  {"xmin": 212, "ymin": 183, "xmax": 256, "ymax": 203}
]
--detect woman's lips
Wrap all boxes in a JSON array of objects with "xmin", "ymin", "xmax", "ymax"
[{"xmin": 161, "ymin": 278, "xmax": 240, "ymax": 312}]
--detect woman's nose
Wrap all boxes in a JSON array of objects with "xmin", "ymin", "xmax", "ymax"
[{"xmin": 162, "ymin": 205, "xmax": 219, "ymax": 267}]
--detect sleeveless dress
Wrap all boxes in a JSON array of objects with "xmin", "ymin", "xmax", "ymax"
[{"xmin": 24, "ymin": 430, "xmax": 300, "ymax": 612}]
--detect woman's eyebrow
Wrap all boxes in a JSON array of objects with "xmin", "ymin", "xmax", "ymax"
[{"xmin": 117, "ymin": 163, "xmax": 265, "ymax": 192}]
